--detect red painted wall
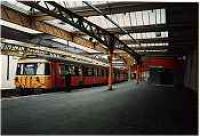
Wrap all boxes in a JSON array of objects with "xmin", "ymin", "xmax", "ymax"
[{"xmin": 131, "ymin": 57, "xmax": 184, "ymax": 72}]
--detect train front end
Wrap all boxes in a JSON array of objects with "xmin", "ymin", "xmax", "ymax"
[{"xmin": 15, "ymin": 57, "xmax": 52, "ymax": 94}]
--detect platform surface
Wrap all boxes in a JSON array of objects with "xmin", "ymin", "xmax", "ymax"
[{"xmin": 1, "ymin": 81, "xmax": 197, "ymax": 135}]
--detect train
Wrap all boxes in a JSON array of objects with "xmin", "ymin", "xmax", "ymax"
[{"xmin": 15, "ymin": 56, "xmax": 128, "ymax": 95}]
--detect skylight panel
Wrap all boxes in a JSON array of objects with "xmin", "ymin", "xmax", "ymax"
[
  {"xmin": 156, "ymin": 9, "xmax": 161, "ymax": 24},
  {"xmin": 1, "ymin": 1, "xmax": 33, "ymax": 15},
  {"xmin": 142, "ymin": 11, "xmax": 149, "ymax": 25},
  {"xmin": 130, "ymin": 12, "xmax": 137, "ymax": 26},
  {"xmin": 161, "ymin": 9, "xmax": 166, "ymax": 24},
  {"xmin": 161, "ymin": 31, "xmax": 168, "ymax": 37},
  {"xmin": 149, "ymin": 10, "xmax": 156, "ymax": 25},
  {"xmin": 124, "ymin": 13, "xmax": 131, "ymax": 27},
  {"xmin": 136, "ymin": 11, "xmax": 143, "ymax": 26},
  {"xmin": 136, "ymin": 33, "xmax": 141, "ymax": 39}
]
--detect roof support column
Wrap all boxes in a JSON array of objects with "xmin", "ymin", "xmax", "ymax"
[
  {"xmin": 108, "ymin": 49, "xmax": 114, "ymax": 90},
  {"xmin": 136, "ymin": 64, "xmax": 140, "ymax": 84}
]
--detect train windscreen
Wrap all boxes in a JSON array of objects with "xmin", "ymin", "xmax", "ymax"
[{"xmin": 16, "ymin": 63, "xmax": 50, "ymax": 75}]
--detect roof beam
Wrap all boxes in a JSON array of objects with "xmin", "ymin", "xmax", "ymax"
[
  {"xmin": 33, "ymin": 2, "xmax": 168, "ymax": 21},
  {"xmin": 1, "ymin": 39, "xmax": 109, "ymax": 66},
  {"xmin": 1, "ymin": 5, "xmax": 105, "ymax": 52},
  {"xmin": 21, "ymin": 1, "xmax": 141, "ymax": 62}
]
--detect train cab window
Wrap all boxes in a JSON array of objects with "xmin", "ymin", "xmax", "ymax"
[
  {"xmin": 37, "ymin": 63, "xmax": 50, "ymax": 75},
  {"xmin": 16, "ymin": 63, "xmax": 23, "ymax": 75},
  {"xmin": 37, "ymin": 63, "xmax": 45, "ymax": 74},
  {"xmin": 24, "ymin": 63, "xmax": 37, "ymax": 75},
  {"xmin": 45, "ymin": 63, "xmax": 50, "ymax": 75}
]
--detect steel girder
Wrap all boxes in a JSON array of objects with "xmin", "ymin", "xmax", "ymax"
[
  {"xmin": 0, "ymin": 39, "xmax": 109, "ymax": 66},
  {"xmin": 1, "ymin": 5, "xmax": 105, "ymax": 52},
  {"xmin": 20, "ymin": 1, "xmax": 141, "ymax": 62}
]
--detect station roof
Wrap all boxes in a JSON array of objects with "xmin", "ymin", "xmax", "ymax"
[{"xmin": 0, "ymin": 1, "xmax": 198, "ymax": 67}]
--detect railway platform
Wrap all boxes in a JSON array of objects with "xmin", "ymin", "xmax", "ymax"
[{"xmin": 1, "ymin": 81, "xmax": 197, "ymax": 135}]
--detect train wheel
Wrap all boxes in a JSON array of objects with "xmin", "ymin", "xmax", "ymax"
[{"xmin": 34, "ymin": 89, "xmax": 43, "ymax": 95}]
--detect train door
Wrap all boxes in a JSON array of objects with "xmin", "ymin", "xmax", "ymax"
[
  {"xmin": 54, "ymin": 63, "xmax": 65, "ymax": 90},
  {"xmin": 63, "ymin": 64, "xmax": 71, "ymax": 91}
]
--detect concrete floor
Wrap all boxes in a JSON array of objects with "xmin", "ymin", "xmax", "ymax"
[{"xmin": 1, "ymin": 81, "xmax": 197, "ymax": 135}]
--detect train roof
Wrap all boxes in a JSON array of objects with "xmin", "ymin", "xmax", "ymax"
[
  {"xmin": 18, "ymin": 55, "xmax": 127, "ymax": 71},
  {"xmin": 18, "ymin": 55, "xmax": 109, "ymax": 68}
]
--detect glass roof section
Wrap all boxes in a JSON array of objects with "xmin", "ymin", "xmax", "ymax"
[
  {"xmin": 120, "ymin": 31, "xmax": 168, "ymax": 40},
  {"xmin": 1, "ymin": 1, "xmax": 169, "ymax": 56},
  {"xmin": 56, "ymin": 1, "xmax": 110, "ymax": 8},
  {"xmin": 135, "ymin": 49, "xmax": 168, "ymax": 53},
  {"xmin": 1, "ymin": 1, "xmax": 36, "ymax": 15},
  {"xmin": 128, "ymin": 43, "xmax": 169, "ymax": 47},
  {"xmin": 85, "ymin": 9, "xmax": 166, "ymax": 29}
]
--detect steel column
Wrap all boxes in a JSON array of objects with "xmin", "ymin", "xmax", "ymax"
[
  {"xmin": 108, "ymin": 49, "xmax": 114, "ymax": 90},
  {"xmin": 128, "ymin": 65, "xmax": 132, "ymax": 81}
]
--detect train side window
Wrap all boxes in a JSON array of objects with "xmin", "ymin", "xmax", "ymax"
[
  {"xmin": 101, "ymin": 69, "xmax": 104, "ymax": 77},
  {"xmin": 58, "ymin": 64, "xmax": 65, "ymax": 75},
  {"xmin": 94, "ymin": 68, "xmax": 97, "ymax": 77},
  {"xmin": 84, "ymin": 67, "xmax": 89, "ymax": 76},
  {"xmin": 78, "ymin": 66, "xmax": 82, "ymax": 76},
  {"xmin": 106, "ymin": 69, "xmax": 108, "ymax": 77},
  {"xmin": 74, "ymin": 66, "xmax": 79, "ymax": 76},
  {"xmin": 88, "ymin": 67, "xmax": 94, "ymax": 76},
  {"xmin": 97, "ymin": 68, "xmax": 101, "ymax": 77},
  {"xmin": 70, "ymin": 65, "xmax": 75, "ymax": 76}
]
